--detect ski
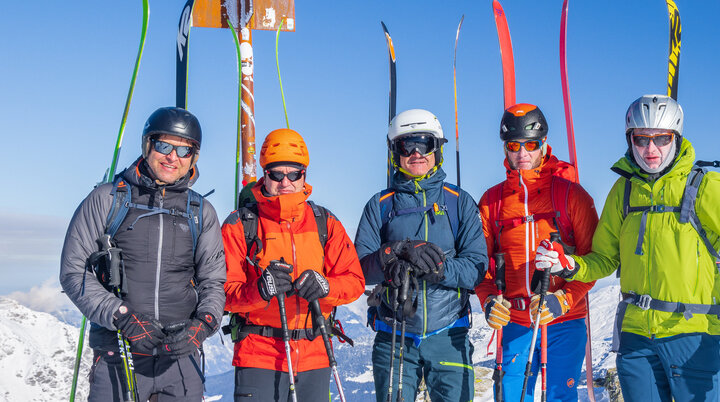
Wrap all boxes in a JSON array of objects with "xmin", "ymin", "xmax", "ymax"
[
  {"xmin": 71, "ymin": 1, "xmax": 150, "ymax": 400},
  {"xmin": 666, "ymin": 0, "xmax": 681, "ymax": 100},
  {"xmin": 381, "ymin": 21, "xmax": 397, "ymax": 188},
  {"xmin": 453, "ymin": 15, "xmax": 464, "ymax": 187},
  {"xmin": 227, "ymin": 18, "xmax": 244, "ymax": 209},
  {"xmin": 491, "ymin": 1, "xmax": 516, "ymax": 109},
  {"xmin": 176, "ymin": 0, "xmax": 197, "ymax": 109},
  {"xmin": 559, "ymin": 1, "xmax": 596, "ymax": 399}
]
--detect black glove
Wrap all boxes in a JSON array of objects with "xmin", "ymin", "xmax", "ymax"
[
  {"xmin": 417, "ymin": 262, "xmax": 445, "ymax": 284},
  {"xmin": 293, "ymin": 270, "xmax": 330, "ymax": 302},
  {"xmin": 400, "ymin": 240, "xmax": 445, "ymax": 276},
  {"xmin": 258, "ymin": 259, "xmax": 294, "ymax": 301},
  {"xmin": 161, "ymin": 312, "xmax": 218, "ymax": 358},
  {"xmin": 379, "ymin": 241, "xmax": 405, "ymax": 268},
  {"xmin": 383, "ymin": 260, "xmax": 411, "ymax": 288},
  {"xmin": 112, "ymin": 302, "xmax": 165, "ymax": 354}
]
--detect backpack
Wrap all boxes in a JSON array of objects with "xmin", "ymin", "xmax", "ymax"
[
  {"xmin": 486, "ymin": 174, "xmax": 576, "ymax": 253},
  {"xmin": 106, "ymin": 176, "xmax": 204, "ymax": 253},
  {"xmin": 622, "ymin": 160, "xmax": 720, "ymax": 265},
  {"xmin": 378, "ymin": 182, "xmax": 461, "ymax": 242}
]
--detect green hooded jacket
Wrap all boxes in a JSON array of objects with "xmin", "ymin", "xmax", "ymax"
[{"xmin": 573, "ymin": 138, "xmax": 720, "ymax": 338}]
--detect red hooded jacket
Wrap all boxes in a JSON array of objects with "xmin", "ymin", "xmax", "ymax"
[
  {"xmin": 476, "ymin": 147, "xmax": 598, "ymax": 327},
  {"xmin": 223, "ymin": 180, "xmax": 365, "ymax": 371}
]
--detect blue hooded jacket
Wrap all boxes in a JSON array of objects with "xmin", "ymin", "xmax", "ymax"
[{"xmin": 355, "ymin": 168, "xmax": 487, "ymax": 338}]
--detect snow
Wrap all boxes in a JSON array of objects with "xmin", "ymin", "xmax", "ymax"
[{"xmin": 1, "ymin": 279, "xmax": 622, "ymax": 401}]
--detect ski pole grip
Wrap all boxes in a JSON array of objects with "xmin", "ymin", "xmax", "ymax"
[
  {"xmin": 399, "ymin": 267, "xmax": 411, "ymax": 304},
  {"xmin": 276, "ymin": 294, "xmax": 290, "ymax": 342},
  {"xmin": 494, "ymin": 252, "xmax": 506, "ymax": 295},
  {"xmin": 310, "ymin": 300, "xmax": 337, "ymax": 366},
  {"xmin": 541, "ymin": 232, "xmax": 561, "ymax": 294}
]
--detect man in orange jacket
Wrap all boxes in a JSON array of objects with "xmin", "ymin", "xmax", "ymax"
[
  {"xmin": 222, "ymin": 129, "xmax": 365, "ymax": 401},
  {"xmin": 476, "ymin": 104, "xmax": 598, "ymax": 401}
]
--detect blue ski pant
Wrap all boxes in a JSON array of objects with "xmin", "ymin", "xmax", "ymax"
[
  {"xmin": 617, "ymin": 332, "xmax": 720, "ymax": 402},
  {"xmin": 371, "ymin": 327, "xmax": 475, "ymax": 402},
  {"xmin": 496, "ymin": 318, "xmax": 586, "ymax": 402}
]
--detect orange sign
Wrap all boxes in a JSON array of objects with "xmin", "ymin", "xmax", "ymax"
[{"xmin": 192, "ymin": 0, "xmax": 295, "ymax": 31}]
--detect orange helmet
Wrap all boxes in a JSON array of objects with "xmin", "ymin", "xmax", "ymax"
[{"xmin": 259, "ymin": 128, "xmax": 310, "ymax": 169}]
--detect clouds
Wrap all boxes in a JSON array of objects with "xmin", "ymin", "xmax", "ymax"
[
  {"xmin": 0, "ymin": 211, "xmax": 68, "ymax": 295},
  {"xmin": 6, "ymin": 278, "xmax": 74, "ymax": 313}
]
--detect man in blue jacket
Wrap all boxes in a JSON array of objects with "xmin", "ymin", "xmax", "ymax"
[{"xmin": 355, "ymin": 109, "xmax": 487, "ymax": 401}]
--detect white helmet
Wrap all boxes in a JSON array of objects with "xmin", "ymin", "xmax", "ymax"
[
  {"xmin": 625, "ymin": 94, "xmax": 683, "ymax": 136},
  {"xmin": 387, "ymin": 109, "xmax": 447, "ymax": 176},
  {"xmin": 387, "ymin": 109, "xmax": 445, "ymax": 142}
]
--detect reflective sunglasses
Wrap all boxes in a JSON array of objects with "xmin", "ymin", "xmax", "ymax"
[
  {"xmin": 632, "ymin": 132, "xmax": 674, "ymax": 148},
  {"xmin": 392, "ymin": 134, "xmax": 443, "ymax": 157},
  {"xmin": 151, "ymin": 138, "xmax": 195, "ymax": 158},
  {"xmin": 504, "ymin": 139, "xmax": 544, "ymax": 153},
  {"xmin": 266, "ymin": 169, "xmax": 305, "ymax": 182}
]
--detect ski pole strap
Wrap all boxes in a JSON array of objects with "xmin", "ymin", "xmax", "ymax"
[{"xmin": 613, "ymin": 291, "xmax": 720, "ymax": 351}]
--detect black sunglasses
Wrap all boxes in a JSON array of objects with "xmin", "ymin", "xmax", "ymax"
[
  {"xmin": 151, "ymin": 138, "xmax": 195, "ymax": 158},
  {"xmin": 266, "ymin": 169, "xmax": 305, "ymax": 182},
  {"xmin": 391, "ymin": 134, "xmax": 445, "ymax": 157}
]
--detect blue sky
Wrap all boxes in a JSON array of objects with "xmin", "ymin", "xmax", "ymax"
[{"xmin": 2, "ymin": 0, "xmax": 719, "ymax": 295}]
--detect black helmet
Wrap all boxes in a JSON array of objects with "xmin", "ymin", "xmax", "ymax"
[
  {"xmin": 500, "ymin": 103, "xmax": 548, "ymax": 142},
  {"xmin": 142, "ymin": 107, "xmax": 202, "ymax": 157}
]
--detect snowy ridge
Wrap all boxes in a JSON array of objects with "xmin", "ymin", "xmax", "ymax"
[{"xmin": 1, "ymin": 282, "xmax": 620, "ymax": 401}]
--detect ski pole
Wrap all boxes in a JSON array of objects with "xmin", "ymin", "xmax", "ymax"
[
  {"xmin": 492, "ymin": 252, "xmax": 506, "ymax": 401},
  {"xmin": 541, "ymin": 324, "xmax": 548, "ymax": 402},
  {"xmin": 395, "ymin": 268, "xmax": 412, "ymax": 402},
  {"xmin": 453, "ymin": 15, "xmax": 464, "ymax": 187},
  {"xmin": 277, "ymin": 293, "xmax": 298, "ymax": 402},
  {"xmin": 309, "ymin": 300, "xmax": 346, "ymax": 402},
  {"xmin": 520, "ymin": 232, "xmax": 559, "ymax": 402},
  {"xmin": 386, "ymin": 287, "xmax": 399, "ymax": 402}
]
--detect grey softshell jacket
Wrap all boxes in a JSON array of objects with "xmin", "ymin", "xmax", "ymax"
[{"xmin": 60, "ymin": 158, "xmax": 226, "ymax": 351}]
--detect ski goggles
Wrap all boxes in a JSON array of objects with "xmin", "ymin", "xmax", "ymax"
[
  {"xmin": 266, "ymin": 169, "xmax": 306, "ymax": 182},
  {"xmin": 631, "ymin": 132, "xmax": 675, "ymax": 148},
  {"xmin": 391, "ymin": 134, "xmax": 445, "ymax": 157},
  {"xmin": 504, "ymin": 139, "xmax": 544, "ymax": 153},
  {"xmin": 151, "ymin": 139, "xmax": 195, "ymax": 158}
]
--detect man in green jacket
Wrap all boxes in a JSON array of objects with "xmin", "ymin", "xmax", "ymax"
[{"xmin": 534, "ymin": 94, "xmax": 720, "ymax": 401}]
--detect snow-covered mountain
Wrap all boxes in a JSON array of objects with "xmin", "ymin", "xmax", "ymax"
[{"xmin": 1, "ymin": 280, "xmax": 621, "ymax": 401}]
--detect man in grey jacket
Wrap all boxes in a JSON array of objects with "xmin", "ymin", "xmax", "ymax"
[{"xmin": 60, "ymin": 107, "xmax": 226, "ymax": 401}]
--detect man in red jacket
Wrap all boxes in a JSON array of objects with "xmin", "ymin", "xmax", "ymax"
[
  {"xmin": 222, "ymin": 128, "xmax": 365, "ymax": 401},
  {"xmin": 476, "ymin": 104, "xmax": 598, "ymax": 401}
]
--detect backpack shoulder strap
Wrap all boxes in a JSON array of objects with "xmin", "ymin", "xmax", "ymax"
[
  {"xmin": 186, "ymin": 189, "xmax": 203, "ymax": 255},
  {"xmin": 378, "ymin": 188, "xmax": 396, "ymax": 227},
  {"xmin": 680, "ymin": 166, "xmax": 720, "ymax": 261},
  {"xmin": 105, "ymin": 178, "xmax": 132, "ymax": 238},
  {"xmin": 442, "ymin": 183, "xmax": 460, "ymax": 240},
  {"xmin": 550, "ymin": 176, "xmax": 575, "ymax": 245},
  {"xmin": 307, "ymin": 200, "xmax": 329, "ymax": 249},
  {"xmin": 622, "ymin": 178, "xmax": 632, "ymax": 219},
  {"xmin": 236, "ymin": 203, "xmax": 262, "ymax": 263}
]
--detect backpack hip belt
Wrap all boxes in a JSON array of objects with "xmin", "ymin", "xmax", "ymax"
[{"xmin": 611, "ymin": 291, "xmax": 720, "ymax": 352}]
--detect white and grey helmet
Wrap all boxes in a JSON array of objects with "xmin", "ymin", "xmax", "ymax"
[{"xmin": 625, "ymin": 94, "xmax": 683, "ymax": 136}]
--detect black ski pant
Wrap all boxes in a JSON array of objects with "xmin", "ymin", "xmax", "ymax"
[
  {"xmin": 234, "ymin": 366, "xmax": 331, "ymax": 401},
  {"xmin": 88, "ymin": 349, "xmax": 204, "ymax": 402}
]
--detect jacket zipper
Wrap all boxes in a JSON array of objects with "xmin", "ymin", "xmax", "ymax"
[
  {"xmin": 420, "ymin": 184, "xmax": 428, "ymax": 337},
  {"xmin": 155, "ymin": 191, "xmax": 164, "ymax": 320},
  {"xmin": 288, "ymin": 220, "xmax": 300, "ymax": 373}
]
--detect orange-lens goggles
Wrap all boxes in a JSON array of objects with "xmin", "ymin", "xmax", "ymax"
[
  {"xmin": 505, "ymin": 139, "xmax": 543, "ymax": 152},
  {"xmin": 632, "ymin": 133, "xmax": 674, "ymax": 148}
]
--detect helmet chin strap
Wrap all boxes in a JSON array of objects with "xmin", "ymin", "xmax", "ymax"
[{"xmin": 632, "ymin": 139, "xmax": 677, "ymax": 174}]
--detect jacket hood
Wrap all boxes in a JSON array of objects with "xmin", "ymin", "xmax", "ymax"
[
  {"xmin": 121, "ymin": 157, "xmax": 199, "ymax": 191},
  {"xmin": 251, "ymin": 178, "xmax": 313, "ymax": 222},
  {"xmin": 392, "ymin": 166, "xmax": 447, "ymax": 193},
  {"xmin": 611, "ymin": 137, "xmax": 695, "ymax": 181}
]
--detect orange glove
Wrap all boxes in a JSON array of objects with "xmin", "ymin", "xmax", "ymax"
[
  {"xmin": 529, "ymin": 290, "xmax": 570, "ymax": 326},
  {"xmin": 483, "ymin": 295, "xmax": 511, "ymax": 330}
]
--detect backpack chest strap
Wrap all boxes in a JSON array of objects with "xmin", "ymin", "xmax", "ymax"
[{"xmin": 495, "ymin": 211, "xmax": 560, "ymax": 231}]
